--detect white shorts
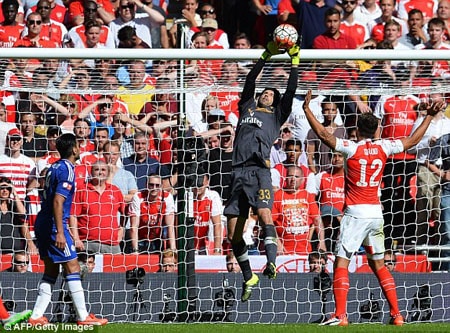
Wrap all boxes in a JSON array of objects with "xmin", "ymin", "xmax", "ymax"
[{"xmin": 335, "ymin": 214, "xmax": 385, "ymax": 261}]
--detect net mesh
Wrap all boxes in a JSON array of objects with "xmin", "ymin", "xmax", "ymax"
[{"xmin": 0, "ymin": 49, "xmax": 449, "ymax": 324}]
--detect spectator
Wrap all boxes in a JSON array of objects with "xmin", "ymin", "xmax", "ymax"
[
  {"xmin": 136, "ymin": 0, "xmax": 168, "ymax": 48},
  {"xmin": 277, "ymin": 0, "xmax": 297, "ymax": 26},
  {"xmin": 66, "ymin": 1, "xmax": 115, "ymax": 49},
  {"xmin": 20, "ymin": 112, "xmax": 47, "ymax": 161},
  {"xmin": 226, "ymin": 251, "xmax": 241, "ymax": 273},
  {"xmin": 306, "ymin": 97, "xmax": 346, "ymax": 174},
  {"xmin": 383, "ymin": 20, "xmax": 413, "ymax": 70},
  {"xmin": 75, "ymin": 125, "xmax": 109, "ymax": 185},
  {"xmin": 272, "ymin": 165, "xmax": 325, "ymax": 254},
  {"xmin": 367, "ymin": 0, "xmax": 408, "ymax": 43},
  {"xmin": 129, "ymin": 174, "xmax": 176, "ymax": 253},
  {"xmin": 0, "ymin": 128, "xmax": 37, "ymax": 201},
  {"xmin": 140, "ymin": 77, "xmax": 178, "ymax": 116},
  {"xmin": 436, "ymin": 0, "xmax": 450, "ymax": 40},
  {"xmin": 72, "ymin": 19, "xmax": 112, "ymax": 50},
  {"xmin": 384, "ymin": 249, "xmax": 397, "ymax": 272},
  {"xmin": 110, "ymin": 114, "xmax": 134, "ymax": 159},
  {"xmin": 398, "ymin": 9, "xmax": 428, "ymax": 48},
  {"xmin": 190, "ymin": 5, "xmax": 229, "ymax": 49},
  {"xmin": 117, "ymin": 24, "xmax": 150, "ymax": 48},
  {"xmin": 374, "ymin": 89, "xmax": 421, "ymax": 248},
  {"xmin": 308, "ymin": 251, "xmax": 328, "ymax": 273},
  {"xmin": 414, "ymin": 18, "xmax": 450, "ymax": 80},
  {"xmin": 160, "ymin": 249, "xmax": 177, "ymax": 272},
  {"xmin": 294, "ymin": 0, "xmax": 331, "ymax": 49},
  {"xmin": 192, "ymin": 174, "xmax": 223, "ymax": 255},
  {"xmin": 356, "ymin": 40, "xmax": 396, "ymax": 111},
  {"xmin": 232, "ymin": 32, "xmax": 253, "ymax": 72},
  {"xmin": 73, "ymin": 118, "xmax": 94, "ymax": 154},
  {"xmin": 273, "ymin": 138, "xmax": 314, "ymax": 191},
  {"xmin": 68, "ymin": 0, "xmax": 115, "ymax": 27},
  {"xmin": 32, "ymin": 0, "xmax": 67, "ymax": 47},
  {"xmin": 0, "ymin": 177, "xmax": 36, "ymax": 254},
  {"xmin": 409, "ymin": 93, "xmax": 450, "ymax": 245},
  {"xmin": 109, "ymin": 0, "xmax": 165, "ymax": 47},
  {"xmin": 168, "ymin": 0, "xmax": 201, "ymax": 46},
  {"xmin": 122, "ymin": 131, "xmax": 170, "ymax": 190},
  {"xmin": 340, "ymin": 0, "xmax": 370, "ymax": 47},
  {"xmin": 77, "ymin": 252, "xmax": 96, "ymax": 273},
  {"xmin": 104, "ymin": 140, "xmax": 137, "ymax": 203},
  {"xmin": 0, "ymin": 103, "xmax": 16, "ymax": 155},
  {"xmin": 313, "ymin": 7, "xmax": 357, "ymax": 49},
  {"xmin": 71, "ymin": 160, "xmax": 125, "ymax": 254},
  {"xmin": 5, "ymin": 251, "xmax": 29, "ymax": 273},
  {"xmin": 353, "ymin": 0, "xmax": 382, "ymax": 24},
  {"xmin": 117, "ymin": 60, "xmax": 156, "ymax": 116},
  {"xmin": 0, "ymin": 0, "xmax": 25, "ymax": 48},
  {"xmin": 13, "ymin": 12, "xmax": 58, "ymax": 47},
  {"xmin": 315, "ymin": 151, "xmax": 345, "ymax": 252},
  {"xmin": 36, "ymin": 125, "xmax": 61, "ymax": 175},
  {"xmin": 26, "ymin": 0, "xmax": 66, "ymax": 24},
  {"xmin": 207, "ymin": 124, "xmax": 234, "ymax": 204},
  {"xmin": 185, "ymin": 31, "xmax": 223, "ymax": 87},
  {"xmin": 427, "ymin": 132, "xmax": 450, "ymax": 270},
  {"xmin": 397, "ymin": 0, "xmax": 437, "ymax": 23}
]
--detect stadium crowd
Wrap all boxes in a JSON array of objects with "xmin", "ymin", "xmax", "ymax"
[{"xmin": 0, "ymin": 0, "xmax": 450, "ymax": 272}]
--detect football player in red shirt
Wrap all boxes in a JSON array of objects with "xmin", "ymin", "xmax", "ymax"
[{"xmin": 303, "ymin": 89, "xmax": 444, "ymax": 327}]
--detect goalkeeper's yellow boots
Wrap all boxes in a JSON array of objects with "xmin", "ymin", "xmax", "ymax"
[
  {"xmin": 241, "ymin": 273, "xmax": 259, "ymax": 302},
  {"xmin": 263, "ymin": 262, "xmax": 277, "ymax": 280}
]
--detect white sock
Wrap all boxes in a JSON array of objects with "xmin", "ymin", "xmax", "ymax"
[
  {"xmin": 66, "ymin": 273, "xmax": 89, "ymax": 321},
  {"xmin": 31, "ymin": 277, "xmax": 54, "ymax": 319}
]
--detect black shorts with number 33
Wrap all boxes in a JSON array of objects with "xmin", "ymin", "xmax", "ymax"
[{"xmin": 224, "ymin": 166, "xmax": 274, "ymax": 217}]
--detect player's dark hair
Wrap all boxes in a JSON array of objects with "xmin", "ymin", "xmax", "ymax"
[
  {"xmin": 56, "ymin": 133, "xmax": 77, "ymax": 159},
  {"xmin": 408, "ymin": 8, "xmax": 423, "ymax": 19},
  {"xmin": 285, "ymin": 138, "xmax": 302, "ymax": 151},
  {"xmin": 260, "ymin": 87, "xmax": 281, "ymax": 107},
  {"xmin": 357, "ymin": 113, "xmax": 379, "ymax": 139},
  {"xmin": 324, "ymin": 7, "xmax": 340, "ymax": 19}
]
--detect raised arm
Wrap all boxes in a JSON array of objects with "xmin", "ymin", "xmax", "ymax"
[
  {"xmin": 303, "ymin": 90, "xmax": 337, "ymax": 150},
  {"xmin": 401, "ymin": 100, "xmax": 446, "ymax": 151}
]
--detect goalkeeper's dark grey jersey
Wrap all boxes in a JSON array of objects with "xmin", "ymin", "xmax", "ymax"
[{"xmin": 232, "ymin": 58, "xmax": 298, "ymax": 169}]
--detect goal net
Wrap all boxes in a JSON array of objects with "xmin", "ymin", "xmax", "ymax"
[{"xmin": 0, "ymin": 47, "xmax": 449, "ymax": 324}]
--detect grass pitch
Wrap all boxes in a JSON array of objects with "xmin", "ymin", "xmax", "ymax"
[{"xmin": 94, "ymin": 323, "xmax": 449, "ymax": 333}]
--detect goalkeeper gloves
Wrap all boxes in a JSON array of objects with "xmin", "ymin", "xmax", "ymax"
[
  {"xmin": 261, "ymin": 41, "xmax": 283, "ymax": 61},
  {"xmin": 288, "ymin": 45, "xmax": 301, "ymax": 65}
]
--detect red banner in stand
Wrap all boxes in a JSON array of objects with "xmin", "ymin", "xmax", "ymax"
[{"xmin": 0, "ymin": 254, "xmax": 431, "ymax": 273}]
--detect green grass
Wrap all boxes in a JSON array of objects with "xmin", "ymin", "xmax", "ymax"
[{"xmin": 92, "ymin": 323, "xmax": 449, "ymax": 333}]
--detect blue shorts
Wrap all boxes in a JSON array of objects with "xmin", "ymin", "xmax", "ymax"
[{"xmin": 35, "ymin": 225, "xmax": 78, "ymax": 264}]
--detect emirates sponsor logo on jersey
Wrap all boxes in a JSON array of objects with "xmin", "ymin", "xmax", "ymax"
[{"xmin": 241, "ymin": 116, "xmax": 262, "ymax": 127}]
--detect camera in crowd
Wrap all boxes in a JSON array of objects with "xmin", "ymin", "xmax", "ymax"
[
  {"xmin": 408, "ymin": 285, "xmax": 432, "ymax": 322},
  {"xmin": 359, "ymin": 292, "xmax": 381, "ymax": 322},
  {"xmin": 126, "ymin": 267, "xmax": 146, "ymax": 287}
]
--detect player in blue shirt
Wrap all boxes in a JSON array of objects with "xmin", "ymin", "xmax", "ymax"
[{"xmin": 28, "ymin": 133, "xmax": 107, "ymax": 326}]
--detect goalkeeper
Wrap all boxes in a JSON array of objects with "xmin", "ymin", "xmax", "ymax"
[{"xmin": 223, "ymin": 41, "xmax": 299, "ymax": 302}]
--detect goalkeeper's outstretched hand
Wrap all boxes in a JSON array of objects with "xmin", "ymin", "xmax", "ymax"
[
  {"xmin": 261, "ymin": 41, "xmax": 284, "ymax": 61},
  {"xmin": 288, "ymin": 44, "xmax": 301, "ymax": 65}
]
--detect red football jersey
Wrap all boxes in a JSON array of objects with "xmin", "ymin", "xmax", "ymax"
[{"xmin": 335, "ymin": 138, "xmax": 404, "ymax": 207}]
